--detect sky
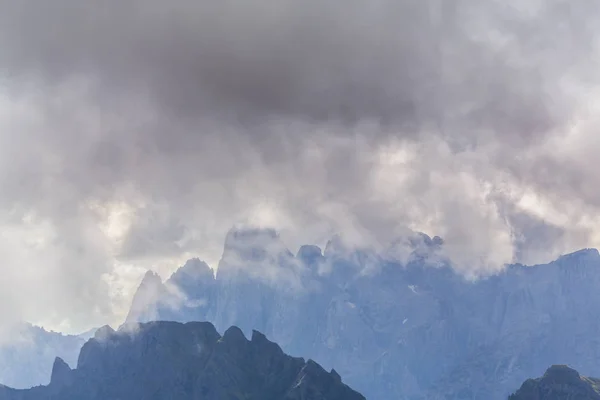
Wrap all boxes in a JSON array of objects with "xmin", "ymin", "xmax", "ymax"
[{"xmin": 1, "ymin": 0, "xmax": 600, "ymax": 333}]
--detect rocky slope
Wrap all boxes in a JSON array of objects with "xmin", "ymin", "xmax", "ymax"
[
  {"xmin": 0, "ymin": 321, "xmax": 364, "ymax": 400},
  {"xmin": 125, "ymin": 227, "xmax": 600, "ymax": 400},
  {"xmin": 509, "ymin": 365, "xmax": 600, "ymax": 399}
]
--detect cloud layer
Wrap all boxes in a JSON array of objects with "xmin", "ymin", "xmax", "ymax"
[{"xmin": 1, "ymin": 0, "xmax": 600, "ymax": 331}]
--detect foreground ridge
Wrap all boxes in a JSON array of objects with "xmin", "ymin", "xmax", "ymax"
[{"xmin": 0, "ymin": 321, "xmax": 365, "ymax": 400}]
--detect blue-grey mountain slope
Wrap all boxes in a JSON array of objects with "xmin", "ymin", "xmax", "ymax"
[
  {"xmin": 126, "ymin": 227, "xmax": 600, "ymax": 400},
  {"xmin": 0, "ymin": 324, "xmax": 84, "ymax": 389}
]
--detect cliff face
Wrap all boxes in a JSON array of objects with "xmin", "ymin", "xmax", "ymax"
[
  {"xmin": 509, "ymin": 365, "xmax": 600, "ymax": 400},
  {"xmin": 0, "ymin": 321, "xmax": 365, "ymax": 400}
]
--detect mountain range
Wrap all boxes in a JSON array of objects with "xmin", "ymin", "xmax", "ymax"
[
  {"xmin": 125, "ymin": 228, "xmax": 600, "ymax": 399},
  {"xmin": 0, "ymin": 321, "xmax": 364, "ymax": 400},
  {"xmin": 3, "ymin": 226, "xmax": 600, "ymax": 399}
]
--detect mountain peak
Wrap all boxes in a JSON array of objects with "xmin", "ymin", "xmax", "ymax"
[
  {"xmin": 296, "ymin": 245, "xmax": 324, "ymax": 272},
  {"xmin": 50, "ymin": 357, "xmax": 72, "ymax": 386},
  {"xmin": 543, "ymin": 364, "xmax": 581, "ymax": 381},
  {"xmin": 93, "ymin": 325, "xmax": 115, "ymax": 341},
  {"xmin": 170, "ymin": 258, "xmax": 214, "ymax": 283},
  {"xmin": 251, "ymin": 329, "xmax": 285, "ymax": 356},
  {"xmin": 510, "ymin": 365, "xmax": 600, "ymax": 400},
  {"xmin": 331, "ymin": 368, "xmax": 342, "ymax": 383},
  {"xmin": 222, "ymin": 325, "xmax": 248, "ymax": 343},
  {"xmin": 181, "ymin": 257, "xmax": 213, "ymax": 274},
  {"xmin": 125, "ymin": 270, "xmax": 168, "ymax": 324},
  {"xmin": 296, "ymin": 244, "xmax": 323, "ymax": 260},
  {"xmin": 140, "ymin": 270, "xmax": 163, "ymax": 287}
]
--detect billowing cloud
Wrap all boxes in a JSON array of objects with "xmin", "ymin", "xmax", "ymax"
[{"xmin": 0, "ymin": 0, "xmax": 600, "ymax": 331}]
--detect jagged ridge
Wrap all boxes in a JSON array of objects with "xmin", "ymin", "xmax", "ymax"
[{"xmin": 0, "ymin": 321, "xmax": 364, "ymax": 400}]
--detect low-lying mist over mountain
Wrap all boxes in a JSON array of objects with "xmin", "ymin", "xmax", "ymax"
[{"xmin": 0, "ymin": 321, "xmax": 364, "ymax": 400}]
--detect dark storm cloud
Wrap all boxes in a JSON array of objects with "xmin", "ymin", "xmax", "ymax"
[{"xmin": 0, "ymin": 0, "xmax": 591, "ymax": 142}]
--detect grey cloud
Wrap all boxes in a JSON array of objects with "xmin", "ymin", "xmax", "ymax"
[
  {"xmin": 0, "ymin": 0, "xmax": 587, "ymax": 141},
  {"xmin": 0, "ymin": 0, "xmax": 600, "ymax": 330},
  {"xmin": 119, "ymin": 203, "xmax": 190, "ymax": 260}
]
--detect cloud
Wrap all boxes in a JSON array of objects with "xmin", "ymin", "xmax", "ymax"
[
  {"xmin": 0, "ymin": 0, "xmax": 579, "ymax": 134},
  {"xmin": 0, "ymin": 0, "xmax": 600, "ymax": 330}
]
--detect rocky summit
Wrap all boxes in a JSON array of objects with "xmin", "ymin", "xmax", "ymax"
[
  {"xmin": 509, "ymin": 365, "xmax": 600, "ymax": 399},
  {"xmin": 0, "ymin": 321, "xmax": 364, "ymax": 400}
]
